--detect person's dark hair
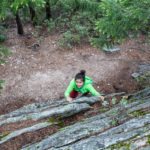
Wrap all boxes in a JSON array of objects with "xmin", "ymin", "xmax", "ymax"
[{"xmin": 75, "ymin": 70, "xmax": 86, "ymax": 82}]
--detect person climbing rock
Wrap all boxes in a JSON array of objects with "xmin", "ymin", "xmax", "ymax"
[{"xmin": 64, "ymin": 70, "xmax": 104, "ymax": 102}]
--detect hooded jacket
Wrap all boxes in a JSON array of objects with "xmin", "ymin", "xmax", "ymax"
[{"xmin": 64, "ymin": 76, "xmax": 101, "ymax": 98}]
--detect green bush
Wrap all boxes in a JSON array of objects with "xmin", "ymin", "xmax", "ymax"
[
  {"xmin": 0, "ymin": 34, "xmax": 7, "ymax": 42},
  {"xmin": 93, "ymin": 0, "xmax": 150, "ymax": 48},
  {"xmin": 44, "ymin": 19, "xmax": 56, "ymax": 33},
  {"xmin": 0, "ymin": 25, "xmax": 7, "ymax": 42},
  {"xmin": 59, "ymin": 31, "xmax": 80, "ymax": 49},
  {"xmin": 58, "ymin": 11, "xmax": 96, "ymax": 48},
  {"xmin": 1, "ymin": 0, "xmax": 150, "ymax": 49},
  {"xmin": 135, "ymin": 72, "xmax": 150, "ymax": 88},
  {"xmin": 0, "ymin": 80, "xmax": 5, "ymax": 90},
  {"xmin": 0, "ymin": 46, "xmax": 11, "ymax": 64},
  {"xmin": 0, "ymin": 46, "xmax": 11, "ymax": 92}
]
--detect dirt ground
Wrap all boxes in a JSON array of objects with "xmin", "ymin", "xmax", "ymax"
[{"xmin": 0, "ymin": 24, "xmax": 150, "ymax": 114}]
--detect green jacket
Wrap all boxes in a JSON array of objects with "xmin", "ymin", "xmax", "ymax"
[{"xmin": 64, "ymin": 76, "xmax": 101, "ymax": 98}]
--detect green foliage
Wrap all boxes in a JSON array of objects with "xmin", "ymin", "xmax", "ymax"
[
  {"xmin": 0, "ymin": 0, "xmax": 46, "ymax": 23},
  {"xmin": 135, "ymin": 72, "xmax": 150, "ymax": 88},
  {"xmin": 0, "ymin": 46, "xmax": 11, "ymax": 64},
  {"xmin": 52, "ymin": 0, "xmax": 100, "ymax": 48},
  {"xmin": 44, "ymin": 19, "xmax": 56, "ymax": 32},
  {"xmin": 93, "ymin": 0, "xmax": 150, "ymax": 48},
  {"xmin": 58, "ymin": 11, "xmax": 97, "ymax": 48},
  {"xmin": 0, "ymin": 0, "xmax": 10, "ymax": 20},
  {"xmin": 11, "ymin": 0, "xmax": 46, "ymax": 13},
  {"xmin": 108, "ymin": 96, "xmax": 129, "ymax": 127},
  {"xmin": 110, "ymin": 109, "xmax": 118, "ymax": 116},
  {"xmin": 53, "ymin": 0, "xmax": 99, "ymax": 14},
  {"xmin": 1, "ymin": 0, "xmax": 150, "ymax": 47},
  {"xmin": 112, "ymin": 97, "xmax": 117, "ymax": 105},
  {"xmin": 129, "ymin": 110, "xmax": 147, "ymax": 117},
  {"xmin": 99, "ymin": 107, "xmax": 109, "ymax": 113},
  {"xmin": 108, "ymin": 141, "xmax": 130, "ymax": 150},
  {"xmin": 0, "ymin": 34, "xmax": 7, "ymax": 42},
  {"xmin": 120, "ymin": 97, "xmax": 128, "ymax": 106},
  {"xmin": 0, "ymin": 80, "xmax": 5, "ymax": 90},
  {"xmin": 147, "ymin": 135, "xmax": 150, "ymax": 144},
  {"xmin": 110, "ymin": 119, "xmax": 118, "ymax": 126},
  {"xmin": 0, "ymin": 46, "xmax": 11, "ymax": 92},
  {"xmin": 109, "ymin": 108, "xmax": 120, "ymax": 126},
  {"xmin": 0, "ymin": 131, "xmax": 10, "ymax": 140},
  {"xmin": 0, "ymin": 25, "xmax": 7, "ymax": 42},
  {"xmin": 48, "ymin": 116, "xmax": 65, "ymax": 128},
  {"xmin": 48, "ymin": 117, "xmax": 58, "ymax": 123},
  {"xmin": 59, "ymin": 31, "xmax": 81, "ymax": 49}
]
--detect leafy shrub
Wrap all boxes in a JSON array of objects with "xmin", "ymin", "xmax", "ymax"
[
  {"xmin": 93, "ymin": 0, "xmax": 150, "ymax": 48},
  {"xmin": 0, "ymin": 80, "xmax": 5, "ymax": 90},
  {"xmin": 0, "ymin": 131, "xmax": 10, "ymax": 140},
  {"xmin": 58, "ymin": 11, "xmax": 96, "ymax": 48},
  {"xmin": 0, "ymin": 46, "xmax": 11, "ymax": 92},
  {"xmin": 0, "ymin": 25, "xmax": 7, "ymax": 42},
  {"xmin": 59, "ymin": 31, "xmax": 80, "ymax": 49},
  {"xmin": 44, "ymin": 19, "xmax": 56, "ymax": 32},
  {"xmin": 135, "ymin": 72, "xmax": 150, "ymax": 88},
  {"xmin": 120, "ymin": 97, "xmax": 128, "ymax": 106},
  {"xmin": 0, "ymin": 46, "xmax": 11, "ymax": 64},
  {"xmin": 0, "ymin": 34, "xmax": 7, "ymax": 42}
]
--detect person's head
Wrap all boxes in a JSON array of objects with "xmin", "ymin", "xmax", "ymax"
[{"xmin": 75, "ymin": 70, "xmax": 86, "ymax": 88}]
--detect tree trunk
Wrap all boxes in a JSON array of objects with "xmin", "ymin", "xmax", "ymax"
[
  {"xmin": 46, "ymin": 0, "xmax": 52, "ymax": 20},
  {"xmin": 15, "ymin": 11, "xmax": 24, "ymax": 35},
  {"xmin": 95, "ymin": 0, "xmax": 101, "ymax": 19},
  {"xmin": 73, "ymin": 0, "xmax": 79, "ymax": 12},
  {"xmin": 29, "ymin": 5, "xmax": 36, "ymax": 21}
]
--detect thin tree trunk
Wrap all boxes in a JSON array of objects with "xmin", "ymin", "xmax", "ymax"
[
  {"xmin": 29, "ymin": 5, "xmax": 36, "ymax": 21},
  {"xmin": 15, "ymin": 11, "xmax": 24, "ymax": 35},
  {"xmin": 73, "ymin": 0, "xmax": 79, "ymax": 13},
  {"xmin": 95, "ymin": 0, "xmax": 102, "ymax": 19},
  {"xmin": 29, "ymin": 5, "xmax": 36, "ymax": 25},
  {"xmin": 46, "ymin": 0, "xmax": 52, "ymax": 20}
]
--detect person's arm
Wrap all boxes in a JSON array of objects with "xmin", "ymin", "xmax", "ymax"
[
  {"xmin": 86, "ymin": 84, "xmax": 105, "ymax": 101},
  {"xmin": 64, "ymin": 79, "xmax": 75, "ymax": 98},
  {"xmin": 86, "ymin": 84, "xmax": 101, "ymax": 96}
]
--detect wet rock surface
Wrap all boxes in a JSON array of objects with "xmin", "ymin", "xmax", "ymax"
[{"xmin": 0, "ymin": 88, "xmax": 150, "ymax": 150}]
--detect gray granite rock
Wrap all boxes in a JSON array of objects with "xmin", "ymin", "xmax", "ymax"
[
  {"xmin": 0, "ymin": 97, "xmax": 99, "ymax": 121},
  {"xmin": 1, "ymin": 89, "xmax": 150, "ymax": 149},
  {"xmin": 21, "ymin": 87, "xmax": 150, "ymax": 150},
  {"xmin": 129, "ymin": 87, "xmax": 150, "ymax": 99},
  {"xmin": 22, "ymin": 114, "xmax": 150, "ymax": 150},
  {"xmin": 140, "ymin": 146, "xmax": 150, "ymax": 150},
  {"xmin": 131, "ymin": 64, "xmax": 150, "ymax": 81},
  {"xmin": 130, "ymin": 137, "xmax": 148, "ymax": 150},
  {"xmin": 138, "ymin": 64, "xmax": 150, "ymax": 74},
  {"xmin": 103, "ymin": 46, "xmax": 121, "ymax": 52},
  {"xmin": 0, "ymin": 103, "xmax": 91, "ymax": 126},
  {"xmin": 0, "ymin": 99, "xmax": 67, "ymax": 120},
  {"xmin": 0, "ymin": 122, "xmax": 54, "ymax": 145}
]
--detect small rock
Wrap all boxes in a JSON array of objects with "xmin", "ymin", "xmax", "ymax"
[
  {"xmin": 131, "ymin": 73, "xmax": 140, "ymax": 78},
  {"xmin": 103, "ymin": 46, "xmax": 121, "ymax": 52}
]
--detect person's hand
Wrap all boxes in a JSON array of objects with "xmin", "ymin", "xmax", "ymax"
[
  {"xmin": 99, "ymin": 95, "xmax": 105, "ymax": 101},
  {"xmin": 66, "ymin": 97, "xmax": 73, "ymax": 102}
]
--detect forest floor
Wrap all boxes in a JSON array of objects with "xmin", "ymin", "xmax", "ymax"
[{"xmin": 0, "ymin": 24, "xmax": 150, "ymax": 114}]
